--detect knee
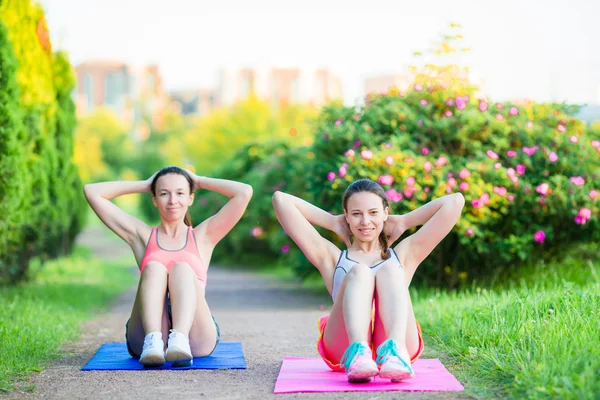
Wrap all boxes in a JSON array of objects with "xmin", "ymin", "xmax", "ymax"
[
  {"xmin": 169, "ymin": 262, "xmax": 194, "ymax": 277},
  {"xmin": 375, "ymin": 262, "xmax": 403, "ymax": 282},
  {"xmin": 141, "ymin": 261, "xmax": 167, "ymax": 278},
  {"xmin": 347, "ymin": 263, "xmax": 373, "ymax": 281}
]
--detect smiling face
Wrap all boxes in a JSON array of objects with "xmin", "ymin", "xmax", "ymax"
[
  {"xmin": 152, "ymin": 173, "xmax": 194, "ymax": 222},
  {"xmin": 344, "ymin": 191, "xmax": 389, "ymax": 241}
]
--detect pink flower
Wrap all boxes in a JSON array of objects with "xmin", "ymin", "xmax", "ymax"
[
  {"xmin": 435, "ymin": 156, "xmax": 448, "ymax": 167},
  {"xmin": 327, "ymin": 172, "xmax": 336, "ymax": 181},
  {"xmin": 378, "ymin": 174, "xmax": 394, "ymax": 186},
  {"xmin": 516, "ymin": 164, "xmax": 526, "ymax": 175},
  {"xmin": 353, "ymin": 140, "xmax": 362, "ymax": 148},
  {"xmin": 421, "ymin": 147, "xmax": 430, "ymax": 155},
  {"xmin": 406, "ymin": 176, "xmax": 416, "ymax": 186},
  {"xmin": 569, "ymin": 135, "xmax": 578, "ymax": 143},
  {"xmin": 424, "ymin": 161, "xmax": 433, "ymax": 172},
  {"xmin": 445, "ymin": 98, "xmax": 454, "ymax": 107},
  {"xmin": 444, "ymin": 110, "xmax": 453, "ymax": 117},
  {"xmin": 493, "ymin": 186, "xmax": 508, "ymax": 196},
  {"xmin": 361, "ymin": 150, "xmax": 373, "ymax": 160},
  {"xmin": 456, "ymin": 98, "xmax": 467, "ymax": 110},
  {"xmin": 591, "ymin": 140, "xmax": 600, "ymax": 148},
  {"xmin": 536, "ymin": 183, "xmax": 550, "ymax": 196},
  {"xmin": 522, "ymin": 146, "xmax": 539, "ymax": 156},
  {"xmin": 507, "ymin": 150, "xmax": 517, "ymax": 157},
  {"xmin": 281, "ymin": 245, "xmax": 290, "ymax": 253},
  {"xmin": 557, "ymin": 124, "xmax": 566, "ymax": 133},
  {"xmin": 344, "ymin": 149, "xmax": 355, "ymax": 157},
  {"xmin": 507, "ymin": 168, "xmax": 516, "ymax": 177},
  {"xmin": 447, "ymin": 178, "xmax": 457, "ymax": 188},
  {"xmin": 533, "ymin": 230, "xmax": 546, "ymax": 243},
  {"xmin": 459, "ymin": 169, "xmax": 471, "ymax": 179},
  {"xmin": 579, "ymin": 207, "xmax": 592, "ymax": 220},
  {"xmin": 494, "ymin": 162, "xmax": 502, "ymax": 169},
  {"xmin": 384, "ymin": 143, "xmax": 392, "ymax": 149},
  {"xmin": 480, "ymin": 193, "xmax": 490, "ymax": 205},
  {"xmin": 570, "ymin": 176, "xmax": 585, "ymax": 186},
  {"xmin": 403, "ymin": 188, "xmax": 414, "ymax": 199},
  {"xmin": 465, "ymin": 228, "xmax": 474, "ymax": 237},
  {"xmin": 417, "ymin": 119, "xmax": 423, "ymax": 126},
  {"xmin": 385, "ymin": 189, "xmax": 403, "ymax": 203},
  {"xmin": 478, "ymin": 100, "xmax": 488, "ymax": 112},
  {"xmin": 385, "ymin": 155, "xmax": 394, "ymax": 165},
  {"xmin": 339, "ymin": 166, "xmax": 347, "ymax": 178},
  {"xmin": 424, "ymin": 187, "xmax": 430, "ymax": 193},
  {"xmin": 471, "ymin": 199, "xmax": 484, "ymax": 209},
  {"xmin": 495, "ymin": 114, "xmax": 504, "ymax": 121},
  {"xmin": 335, "ymin": 119, "xmax": 343, "ymax": 126},
  {"xmin": 251, "ymin": 227, "xmax": 263, "ymax": 237},
  {"xmin": 509, "ymin": 106, "xmax": 519, "ymax": 115},
  {"xmin": 486, "ymin": 150, "xmax": 499, "ymax": 159},
  {"xmin": 420, "ymin": 99, "xmax": 429, "ymax": 106},
  {"xmin": 459, "ymin": 182, "xmax": 469, "ymax": 191},
  {"xmin": 590, "ymin": 190, "xmax": 598, "ymax": 199},
  {"xmin": 507, "ymin": 194, "xmax": 515, "ymax": 201},
  {"xmin": 414, "ymin": 84, "xmax": 423, "ymax": 91},
  {"xmin": 526, "ymin": 121, "xmax": 533, "ymax": 129},
  {"xmin": 549, "ymin": 152, "xmax": 558, "ymax": 162},
  {"xmin": 574, "ymin": 215, "xmax": 585, "ymax": 225}
]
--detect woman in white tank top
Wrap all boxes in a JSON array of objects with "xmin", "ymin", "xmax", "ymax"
[{"xmin": 272, "ymin": 179, "xmax": 464, "ymax": 383}]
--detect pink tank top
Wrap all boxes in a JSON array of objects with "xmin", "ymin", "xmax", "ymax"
[{"xmin": 139, "ymin": 226, "xmax": 207, "ymax": 285}]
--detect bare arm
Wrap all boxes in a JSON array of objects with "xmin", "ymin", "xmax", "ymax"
[
  {"xmin": 83, "ymin": 179, "xmax": 151, "ymax": 245},
  {"xmin": 393, "ymin": 193, "xmax": 465, "ymax": 278},
  {"xmin": 272, "ymin": 191, "xmax": 346, "ymax": 271},
  {"xmin": 192, "ymin": 174, "xmax": 253, "ymax": 246}
]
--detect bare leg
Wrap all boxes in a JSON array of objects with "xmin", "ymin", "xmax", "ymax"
[
  {"xmin": 126, "ymin": 262, "xmax": 170, "ymax": 357},
  {"xmin": 168, "ymin": 262, "xmax": 197, "ymax": 335},
  {"xmin": 373, "ymin": 263, "xmax": 421, "ymax": 380}
]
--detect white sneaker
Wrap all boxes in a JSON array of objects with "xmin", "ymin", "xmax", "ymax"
[
  {"xmin": 165, "ymin": 330, "xmax": 193, "ymax": 367},
  {"xmin": 139, "ymin": 331, "xmax": 165, "ymax": 367}
]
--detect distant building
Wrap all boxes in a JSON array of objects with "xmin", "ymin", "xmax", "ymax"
[
  {"xmin": 74, "ymin": 60, "xmax": 168, "ymax": 122},
  {"xmin": 216, "ymin": 66, "xmax": 342, "ymax": 107}
]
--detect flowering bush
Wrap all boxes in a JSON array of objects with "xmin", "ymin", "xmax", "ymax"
[{"xmin": 301, "ymin": 74, "xmax": 599, "ymax": 286}]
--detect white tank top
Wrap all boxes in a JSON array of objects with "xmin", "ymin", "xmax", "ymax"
[{"xmin": 331, "ymin": 248, "xmax": 402, "ymax": 301}]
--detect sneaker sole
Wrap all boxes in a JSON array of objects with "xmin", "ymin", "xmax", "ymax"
[
  {"xmin": 347, "ymin": 367, "xmax": 379, "ymax": 383},
  {"xmin": 379, "ymin": 368, "xmax": 415, "ymax": 382},
  {"xmin": 139, "ymin": 353, "xmax": 165, "ymax": 367},
  {"xmin": 166, "ymin": 347, "xmax": 193, "ymax": 367}
]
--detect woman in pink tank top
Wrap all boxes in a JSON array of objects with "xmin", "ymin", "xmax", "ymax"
[{"xmin": 84, "ymin": 166, "xmax": 252, "ymax": 367}]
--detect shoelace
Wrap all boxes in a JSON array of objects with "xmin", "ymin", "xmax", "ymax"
[
  {"xmin": 376, "ymin": 339, "xmax": 413, "ymax": 372},
  {"xmin": 340, "ymin": 342, "xmax": 368, "ymax": 369},
  {"xmin": 144, "ymin": 334, "xmax": 161, "ymax": 347}
]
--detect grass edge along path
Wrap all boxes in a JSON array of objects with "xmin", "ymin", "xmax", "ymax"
[{"xmin": 0, "ymin": 246, "xmax": 135, "ymax": 393}]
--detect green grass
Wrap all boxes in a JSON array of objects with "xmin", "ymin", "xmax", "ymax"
[
  {"xmin": 412, "ymin": 243, "xmax": 600, "ymax": 399},
  {"xmin": 0, "ymin": 246, "xmax": 135, "ymax": 392}
]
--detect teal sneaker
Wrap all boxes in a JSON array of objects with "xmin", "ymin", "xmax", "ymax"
[
  {"xmin": 339, "ymin": 341, "xmax": 379, "ymax": 383},
  {"xmin": 376, "ymin": 339, "xmax": 415, "ymax": 382}
]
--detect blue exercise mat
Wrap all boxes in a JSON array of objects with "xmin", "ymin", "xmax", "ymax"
[{"xmin": 81, "ymin": 342, "xmax": 246, "ymax": 370}]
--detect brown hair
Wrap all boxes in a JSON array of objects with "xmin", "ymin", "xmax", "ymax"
[
  {"xmin": 150, "ymin": 166, "xmax": 194, "ymax": 226},
  {"xmin": 342, "ymin": 179, "xmax": 390, "ymax": 259}
]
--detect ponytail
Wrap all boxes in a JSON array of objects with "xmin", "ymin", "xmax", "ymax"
[
  {"xmin": 184, "ymin": 212, "xmax": 193, "ymax": 227},
  {"xmin": 378, "ymin": 227, "xmax": 390, "ymax": 260}
]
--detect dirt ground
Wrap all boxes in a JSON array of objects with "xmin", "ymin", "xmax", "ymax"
[{"xmin": 3, "ymin": 227, "xmax": 472, "ymax": 400}]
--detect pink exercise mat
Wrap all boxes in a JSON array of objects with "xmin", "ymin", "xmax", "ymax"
[{"xmin": 274, "ymin": 357, "xmax": 464, "ymax": 394}]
